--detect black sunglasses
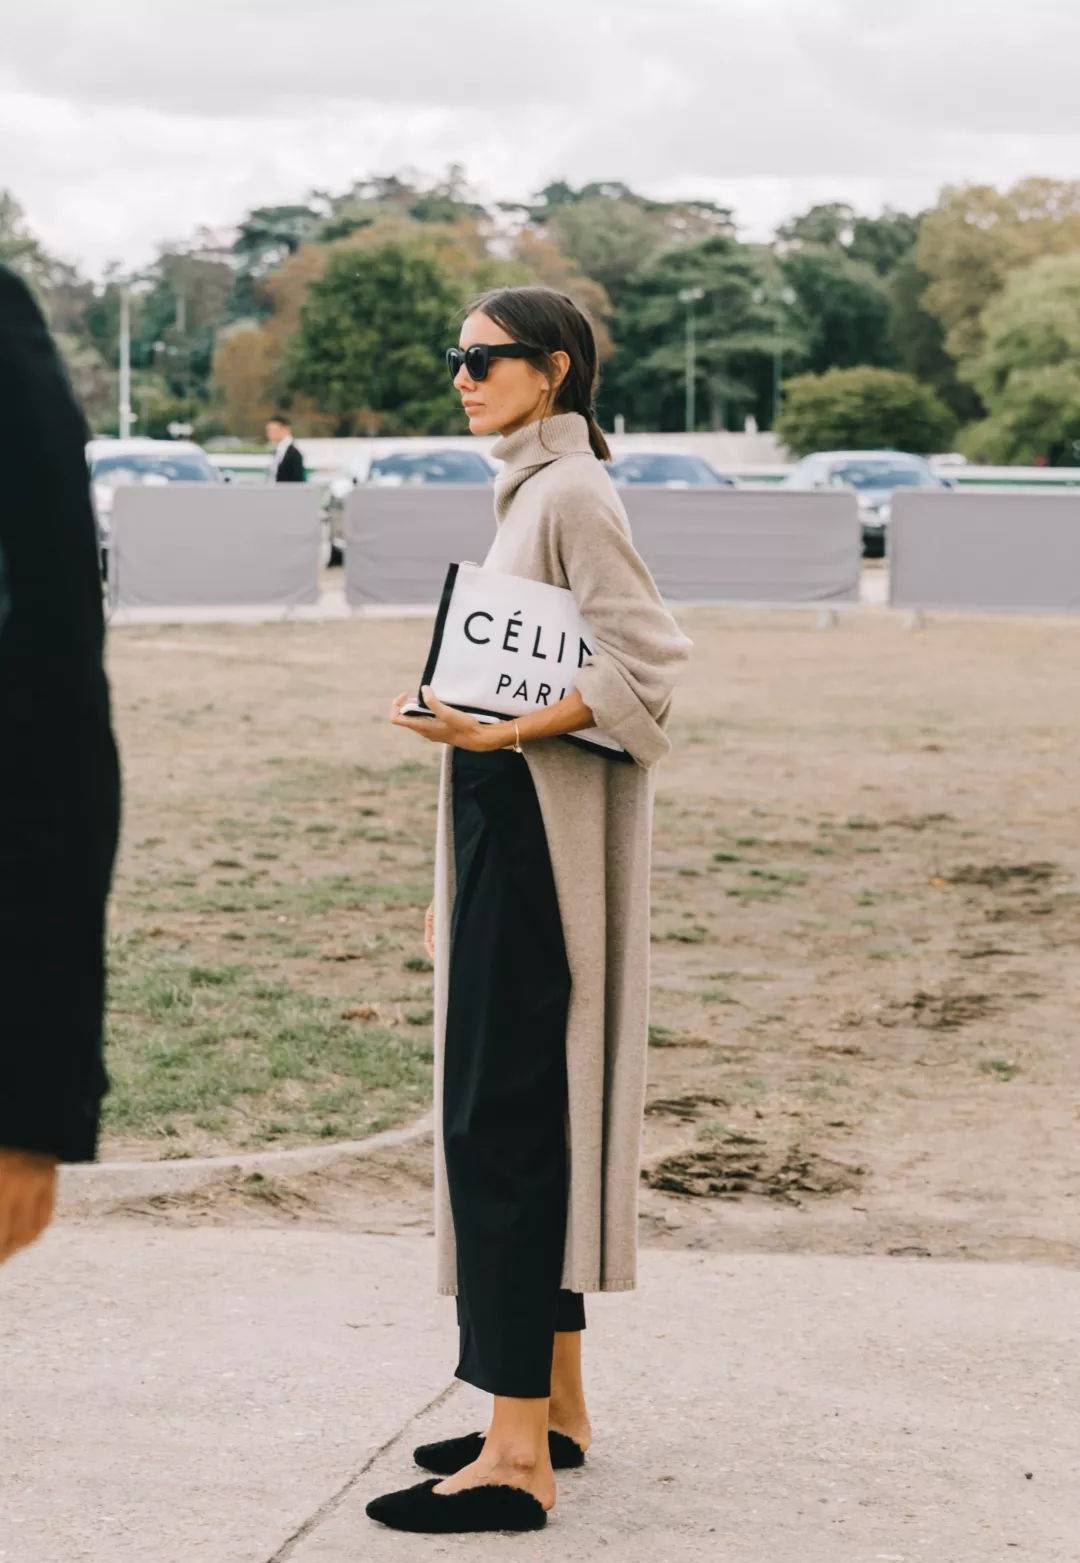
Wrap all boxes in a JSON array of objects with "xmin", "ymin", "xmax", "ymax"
[{"xmin": 446, "ymin": 342, "xmax": 535, "ymax": 381}]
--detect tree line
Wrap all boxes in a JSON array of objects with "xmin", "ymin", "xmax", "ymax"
[{"xmin": 6, "ymin": 169, "xmax": 1080, "ymax": 463}]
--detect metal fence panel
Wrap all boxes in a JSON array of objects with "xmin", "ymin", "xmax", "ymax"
[
  {"xmin": 343, "ymin": 484, "xmax": 860, "ymax": 607},
  {"xmin": 108, "ymin": 485, "xmax": 322, "ymax": 611},
  {"xmin": 343, "ymin": 486, "xmax": 495, "ymax": 607},
  {"xmin": 890, "ymin": 490, "xmax": 1080, "ymax": 613},
  {"xmin": 618, "ymin": 487, "xmax": 861, "ymax": 604}
]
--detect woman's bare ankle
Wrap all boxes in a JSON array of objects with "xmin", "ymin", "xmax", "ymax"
[
  {"xmin": 547, "ymin": 1400, "xmax": 592, "ymax": 1449},
  {"xmin": 549, "ymin": 1332, "xmax": 591, "ymax": 1449},
  {"xmin": 480, "ymin": 1440, "xmax": 547, "ymax": 1472}
]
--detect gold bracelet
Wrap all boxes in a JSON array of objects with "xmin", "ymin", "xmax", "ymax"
[{"xmin": 511, "ymin": 718, "xmax": 523, "ymax": 753}]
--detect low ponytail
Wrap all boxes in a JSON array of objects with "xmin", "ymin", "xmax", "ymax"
[
  {"xmin": 461, "ymin": 285, "xmax": 612, "ymax": 462},
  {"xmin": 580, "ymin": 406, "xmax": 612, "ymax": 463}
]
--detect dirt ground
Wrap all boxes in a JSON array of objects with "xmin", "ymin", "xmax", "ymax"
[{"xmin": 99, "ymin": 594, "xmax": 1080, "ymax": 1267}]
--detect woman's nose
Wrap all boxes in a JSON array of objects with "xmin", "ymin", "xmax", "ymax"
[{"xmin": 454, "ymin": 366, "xmax": 475, "ymax": 392}]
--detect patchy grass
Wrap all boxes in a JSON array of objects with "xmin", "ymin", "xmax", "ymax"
[
  {"xmin": 105, "ymin": 940, "xmax": 433, "ymax": 1153},
  {"xmin": 101, "ymin": 600, "xmax": 1080, "ymax": 1244},
  {"xmin": 977, "ymin": 1056, "xmax": 1021, "ymax": 1081}
]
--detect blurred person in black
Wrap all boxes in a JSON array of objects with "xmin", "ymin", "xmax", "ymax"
[
  {"xmin": 0, "ymin": 264, "xmax": 121, "ymax": 1264},
  {"xmin": 265, "ymin": 412, "xmax": 306, "ymax": 482}
]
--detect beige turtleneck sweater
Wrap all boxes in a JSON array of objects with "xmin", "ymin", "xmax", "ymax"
[
  {"xmin": 483, "ymin": 411, "xmax": 694, "ymax": 766},
  {"xmin": 430, "ymin": 410, "xmax": 694, "ymax": 1296}
]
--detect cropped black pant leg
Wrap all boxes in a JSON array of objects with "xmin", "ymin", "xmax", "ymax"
[{"xmin": 443, "ymin": 744, "xmax": 586, "ymax": 1400}]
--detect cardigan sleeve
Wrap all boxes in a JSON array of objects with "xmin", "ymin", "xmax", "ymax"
[
  {"xmin": 553, "ymin": 480, "xmax": 694, "ymax": 768},
  {"xmin": 0, "ymin": 265, "xmax": 122, "ymax": 1162}
]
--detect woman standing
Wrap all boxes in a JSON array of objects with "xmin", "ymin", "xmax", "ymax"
[{"xmin": 369, "ymin": 286, "xmax": 693, "ymax": 1535}]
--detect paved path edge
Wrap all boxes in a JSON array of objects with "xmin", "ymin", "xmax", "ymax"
[{"xmin": 56, "ymin": 1112, "xmax": 434, "ymax": 1215}]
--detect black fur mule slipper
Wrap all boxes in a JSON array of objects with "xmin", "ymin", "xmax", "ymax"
[
  {"xmin": 413, "ymin": 1428, "xmax": 586, "ymax": 1474},
  {"xmin": 365, "ymin": 1476, "xmax": 548, "ymax": 1533}
]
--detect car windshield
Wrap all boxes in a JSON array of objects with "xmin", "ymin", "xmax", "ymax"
[
  {"xmin": 609, "ymin": 454, "xmax": 722, "ymax": 484},
  {"xmin": 830, "ymin": 461, "xmax": 930, "ymax": 491},
  {"xmin": 369, "ymin": 452, "xmax": 491, "ymax": 483},
  {"xmin": 91, "ymin": 453, "xmax": 216, "ymax": 485}
]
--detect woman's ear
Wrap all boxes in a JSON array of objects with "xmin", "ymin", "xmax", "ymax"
[{"xmin": 551, "ymin": 349, "xmax": 571, "ymax": 392}]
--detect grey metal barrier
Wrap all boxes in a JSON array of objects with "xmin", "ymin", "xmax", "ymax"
[
  {"xmin": 343, "ymin": 484, "xmax": 861, "ymax": 608},
  {"xmin": 107, "ymin": 485, "xmax": 323, "ymax": 613},
  {"xmin": 617, "ymin": 487, "xmax": 861, "ymax": 604},
  {"xmin": 890, "ymin": 490, "xmax": 1080, "ymax": 614},
  {"xmin": 343, "ymin": 486, "xmax": 496, "ymax": 607}
]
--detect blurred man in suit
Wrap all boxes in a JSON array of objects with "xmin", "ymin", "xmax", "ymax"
[
  {"xmin": 265, "ymin": 412, "xmax": 306, "ymax": 482},
  {"xmin": 0, "ymin": 264, "xmax": 122, "ymax": 1264}
]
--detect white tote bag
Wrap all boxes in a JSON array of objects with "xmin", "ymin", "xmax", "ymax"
[{"xmin": 399, "ymin": 561, "xmax": 631, "ymax": 762}]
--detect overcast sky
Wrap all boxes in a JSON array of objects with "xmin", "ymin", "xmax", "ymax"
[{"xmin": 6, "ymin": 0, "xmax": 1080, "ymax": 277}]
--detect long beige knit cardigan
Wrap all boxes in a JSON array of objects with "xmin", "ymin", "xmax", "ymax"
[{"xmin": 430, "ymin": 410, "xmax": 694, "ymax": 1295}]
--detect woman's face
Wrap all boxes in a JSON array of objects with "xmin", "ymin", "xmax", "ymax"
[{"xmin": 452, "ymin": 311, "xmax": 568, "ymax": 437}]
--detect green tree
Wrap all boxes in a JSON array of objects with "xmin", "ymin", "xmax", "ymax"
[
  {"xmin": 284, "ymin": 241, "xmax": 464, "ymax": 434},
  {"xmin": 604, "ymin": 235, "xmax": 785, "ymax": 431},
  {"xmin": 214, "ymin": 204, "xmax": 520, "ymax": 436},
  {"xmin": 134, "ymin": 248, "xmax": 234, "ymax": 401},
  {"xmin": 548, "ymin": 198, "xmax": 672, "ymax": 296},
  {"xmin": 777, "ymin": 201, "xmax": 857, "ymax": 251},
  {"xmin": 231, "ymin": 203, "xmax": 325, "ymax": 316},
  {"xmin": 0, "ymin": 191, "xmax": 117, "ymax": 426},
  {"xmin": 887, "ymin": 256, "xmax": 981, "ymax": 423},
  {"xmin": 507, "ymin": 181, "xmax": 736, "ymax": 321},
  {"xmin": 848, "ymin": 209, "xmax": 921, "ymax": 277},
  {"xmin": 959, "ymin": 252, "xmax": 1080, "ymax": 464},
  {"xmin": 51, "ymin": 331, "xmax": 114, "ymax": 426},
  {"xmin": 780, "ymin": 247, "xmax": 895, "ymax": 374},
  {"xmin": 508, "ymin": 180, "xmax": 734, "ymax": 245},
  {"xmin": 765, "ymin": 198, "xmax": 977, "ymax": 422},
  {"xmin": 0, "ymin": 190, "xmax": 97, "ymax": 336},
  {"xmin": 916, "ymin": 177, "xmax": 1080, "ymax": 361},
  {"xmin": 322, "ymin": 165, "xmax": 490, "ymax": 231},
  {"xmin": 542, "ymin": 187, "xmax": 732, "ymax": 298},
  {"xmin": 778, "ymin": 201, "xmax": 920, "ymax": 277},
  {"xmin": 776, "ymin": 366, "xmax": 957, "ymax": 456},
  {"xmin": 0, "ymin": 190, "xmax": 63, "ymax": 291}
]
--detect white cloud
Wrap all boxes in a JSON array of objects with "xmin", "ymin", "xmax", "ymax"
[
  {"xmin": 0, "ymin": 0, "xmax": 608, "ymax": 114},
  {"xmin": 4, "ymin": 0, "xmax": 1080, "ymax": 275}
]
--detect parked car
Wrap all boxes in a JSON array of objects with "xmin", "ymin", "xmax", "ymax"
[
  {"xmin": 87, "ymin": 437, "xmax": 222, "ymax": 572},
  {"xmin": 607, "ymin": 450, "xmax": 736, "ymax": 487},
  {"xmin": 781, "ymin": 449, "xmax": 952, "ymax": 557},
  {"xmin": 367, "ymin": 449, "xmax": 497, "ymax": 485},
  {"xmin": 325, "ymin": 447, "xmax": 498, "ymax": 564}
]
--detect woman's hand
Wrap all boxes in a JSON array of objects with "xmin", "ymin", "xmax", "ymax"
[
  {"xmin": 0, "ymin": 1148, "xmax": 59, "ymax": 1264},
  {"xmin": 389, "ymin": 686, "xmax": 495, "ymax": 751},
  {"xmin": 424, "ymin": 899, "xmax": 435, "ymax": 960}
]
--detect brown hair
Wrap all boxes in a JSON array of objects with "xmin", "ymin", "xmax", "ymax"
[{"xmin": 459, "ymin": 284, "xmax": 612, "ymax": 461}]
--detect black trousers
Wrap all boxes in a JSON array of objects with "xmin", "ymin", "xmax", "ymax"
[{"xmin": 444, "ymin": 744, "xmax": 586, "ymax": 1399}]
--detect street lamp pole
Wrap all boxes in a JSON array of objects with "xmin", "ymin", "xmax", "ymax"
[
  {"xmin": 678, "ymin": 285, "xmax": 704, "ymax": 433},
  {"xmin": 772, "ymin": 311, "xmax": 782, "ymax": 428},
  {"xmin": 118, "ymin": 284, "xmax": 133, "ymax": 438},
  {"xmin": 771, "ymin": 285, "xmax": 797, "ymax": 427}
]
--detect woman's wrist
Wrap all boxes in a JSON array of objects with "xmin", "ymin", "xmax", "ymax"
[
  {"xmin": 470, "ymin": 693, "xmax": 594, "ymax": 751},
  {"xmin": 474, "ymin": 720, "xmax": 517, "ymax": 751}
]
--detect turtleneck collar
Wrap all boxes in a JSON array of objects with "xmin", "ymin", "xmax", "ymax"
[{"xmin": 490, "ymin": 410, "xmax": 594, "ymax": 522}]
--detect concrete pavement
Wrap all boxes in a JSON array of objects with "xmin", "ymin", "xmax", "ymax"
[{"xmin": 1, "ymin": 1222, "xmax": 1076, "ymax": 1562}]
